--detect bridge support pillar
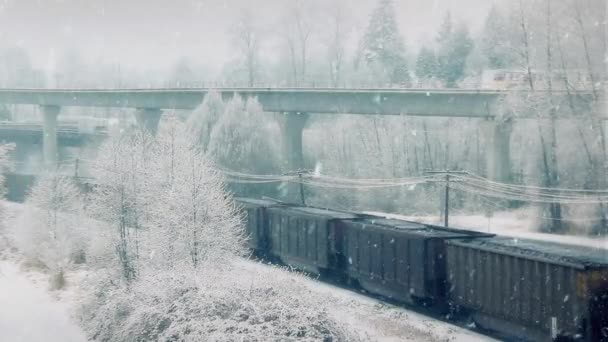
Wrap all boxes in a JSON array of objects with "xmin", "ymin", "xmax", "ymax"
[
  {"xmin": 480, "ymin": 118, "xmax": 512, "ymax": 183},
  {"xmin": 135, "ymin": 108, "xmax": 163, "ymax": 135},
  {"xmin": 277, "ymin": 112, "xmax": 309, "ymax": 203},
  {"xmin": 41, "ymin": 105, "xmax": 61, "ymax": 169}
]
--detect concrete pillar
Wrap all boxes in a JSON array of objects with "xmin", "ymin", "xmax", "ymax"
[
  {"xmin": 480, "ymin": 118, "xmax": 513, "ymax": 183},
  {"xmin": 135, "ymin": 108, "xmax": 163, "ymax": 135},
  {"xmin": 277, "ymin": 112, "xmax": 309, "ymax": 202},
  {"xmin": 41, "ymin": 105, "xmax": 60, "ymax": 168}
]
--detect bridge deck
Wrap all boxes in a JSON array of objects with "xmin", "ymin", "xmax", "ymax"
[{"xmin": 0, "ymin": 88, "xmax": 595, "ymax": 118}]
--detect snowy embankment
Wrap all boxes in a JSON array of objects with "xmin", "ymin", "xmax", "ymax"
[
  {"xmin": 245, "ymin": 261, "xmax": 494, "ymax": 342},
  {"xmin": 1, "ymin": 200, "xmax": 494, "ymax": 342},
  {"xmin": 367, "ymin": 207, "xmax": 608, "ymax": 250},
  {"xmin": 0, "ymin": 201, "xmax": 87, "ymax": 342},
  {"xmin": 0, "ymin": 261, "xmax": 87, "ymax": 342}
]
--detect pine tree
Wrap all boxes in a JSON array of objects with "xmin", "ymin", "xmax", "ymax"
[
  {"xmin": 360, "ymin": 0, "xmax": 410, "ymax": 85},
  {"xmin": 415, "ymin": 47, "xmax": 438, "ymax": 81},
  {"xmin": 436, "ymin": 12, "xmax": 474, "ymax": 87},
  {"xmin": 436, "ymin": 11, "xmax": 453, "ymax": 46},
  {"xmin": 480, "ymin": 5, "xmax": 516, "ymax": 69}
]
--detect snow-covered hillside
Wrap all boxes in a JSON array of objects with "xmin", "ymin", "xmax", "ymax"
[{"xmin": 0, "ymin": 261, "xmax": 86, "ymax": 342}]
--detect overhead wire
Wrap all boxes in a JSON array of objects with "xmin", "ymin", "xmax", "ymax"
[
  {"xmin": 458, "ymin": 172, "xmax": 608, "ymax": 194},
  {"xmin": 22, "ymin": 158, "xmax": 608, "ymax": 203},
  {"xmin": 451, "ymin": 175, "xmax": 608, "ymax": 202},
  {"xmin": 449, "ymin": 181, "xmax": 608, "ymax": 204},
  {"xmin": 468, "ymin": 193, "xmax": 608, "ymax": 222}
]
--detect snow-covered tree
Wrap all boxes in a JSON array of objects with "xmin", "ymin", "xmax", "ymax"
[
  {"xmin": 281, "ymin": 0, "xmax": 316, "ymax": 86},
  {"xmin": 14, "ymin": 173, "xmax": 85, "ymax": 288},
  {"xmin": 87, "ymin": 130, "xmax": 156, "ymax": 281},
  {"xmin": 231, "ymin": 9, "xmax": 262, "ymax": 87},
  {"xmin": 186, "ymin": 91, "xmax": 225, "ymax": 152},
  {"xmin": 480, "ymin": 5, "xmax": 518, "ymax": 69},
  {"xmin": 323, "ymin": 0, "xmax": 351, "ymax": 87},
  {"xmin": 79, "ymin": 114, "xmax": 363, "ymax": 341},
  {"xmin": 435, "ymin": 13, "xmax": 474, "ymax": 87},
  {"xmin": 0, "ymin": 143, "xmax": 14, "ymax": 239},
  {"xmin": 207, "ymin": 96, "xmax": 282, "ymax": 197},
  {"xmin": 359, "ymin": 0, "xmax": 410, "ymax": 86},
  {"xmin": 415, "ymin": 47, "xmax": 438, "ymax": 85},
  {"xmin": 0, "ymin": 143, "xmax": 13, "ymax": 198},
  {"xmin": 146, "ymin": 114, "xmax": 245, "ymax": 271},
  {"xmin": 0, "ymin": 47, "xmax": 44, "ymax": 87}
]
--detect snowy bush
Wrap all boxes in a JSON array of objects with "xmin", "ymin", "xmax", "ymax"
[
  {"xmin": 80, "ymin": 262, "xmax": 364, "ymax": 342},
  {"xmin": 12, "ymin": 173, "xmax": 86, "ymax": 286}
]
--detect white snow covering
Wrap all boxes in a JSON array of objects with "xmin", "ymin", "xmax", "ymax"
[
  {"xmin": 366, "ymin": 208, "xmax": 608, "ymax": 250},
  {"xmin": 283, "ymin": 264, "xmax": 495, "ymax": 342},
  {"xmin": 231, "ymin": 259, "xmax": 495, "ymax": 341},
  {"xmin": 0, "ymin": 261, "xmax": 86, "ymax": 342}
]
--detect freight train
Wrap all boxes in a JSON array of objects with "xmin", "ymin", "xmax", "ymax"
[{"xmin": 235, "ymin": 198, "xmax": 608, "ymax": 342}]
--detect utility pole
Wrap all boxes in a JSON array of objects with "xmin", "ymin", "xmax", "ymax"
[
  {"xmin": 444, "ymin": 172, "xmax": 450, "ymax": 227},
  {"xmin": 425, "ymin": 170, "xmax": 467, "ymax": 228},
  {"xmin": 298, "ymin": 172, "xmax": 306, "ymax": 205},
  {"xmin": 285, "ymin": 169, "xmax": 312, "ymax": 205},
  {"xmin": 74, "ymin": 157, "xmax": 79, "ymax": 178}
]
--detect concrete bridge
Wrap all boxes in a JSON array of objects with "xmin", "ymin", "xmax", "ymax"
[
  {"xmin": 0, "ymin": 122, "xmax": 106, "ymax": 147},
  {"xmin": 0, "ymin": 87, "xmax": 599, "ymax": 198}
]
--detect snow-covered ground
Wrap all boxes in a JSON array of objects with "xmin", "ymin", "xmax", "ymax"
[
  {"xmin": 0, "ymin": 261, "xmax": 86, "ymax": 342},
  {"xmin": 367, "ymin": 207, "xmax": 608, "ymax": 250},
  {"xmin": 0, "ymin": 201, "xmax": 86, "ymax": 342},
  {"xmin": 237, "ymin": 260, "xmax": 495, "ymax": 342},
  {"xmin": 296, "ymin": 268, "xmax": 494, "ymax": 342}
]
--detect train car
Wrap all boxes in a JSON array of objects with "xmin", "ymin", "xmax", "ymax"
[
  {"xmin": 446, "ymin": 237, "xmax": 608, "ymax": 341},
  {"xmin": 265, "ymin": 205, "xmax": 359, "ymax": 275},
  {"xmin": 233, "ymin": 197, "xmax": 281, "ymax": 254},
  {"xmin": 342, "ymin": 217, "xmax": 489, "ymax": 306}
]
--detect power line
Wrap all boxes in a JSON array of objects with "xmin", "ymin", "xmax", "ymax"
[{"xmin": 24, "ymin": 159, "xmax": 608, "ymax": 203}]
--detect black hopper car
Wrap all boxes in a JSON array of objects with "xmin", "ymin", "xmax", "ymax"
[{"xmin": 235, "ymin": 198, "xmax": 608, "ymax": 342}]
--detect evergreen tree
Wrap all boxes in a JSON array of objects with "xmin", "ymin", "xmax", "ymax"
[
  {"xmin": 436, "ymin": 12, "xmax": 453, "ymax": 45},
  {"xmin": 480, "ymin": 5, "xmax": 516, "ymax": 69},
  {"xmin": 436, "ymin": 12, "xmax": 474, "ymax": 87},
  {"xmin": 360, "ymin": 0, "xmax": 410, "ymax": 85},
  {"xmin": 415, "ymin": 47, "xmax": 438, "ymax": 81}
]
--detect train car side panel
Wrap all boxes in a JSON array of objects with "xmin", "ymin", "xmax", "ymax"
[{"xmin": 446, "ymin": 238, "xmax": 608, "ymax": 341}]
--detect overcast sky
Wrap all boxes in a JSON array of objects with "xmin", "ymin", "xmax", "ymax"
[{"xmin": 0, "ymin": 0, "xmax": 495, "ymax": 71}]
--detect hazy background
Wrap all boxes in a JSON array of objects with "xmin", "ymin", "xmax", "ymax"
[{"xmin": 0, "ymin": 0, "xmax": 494, "ymax": 74}]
